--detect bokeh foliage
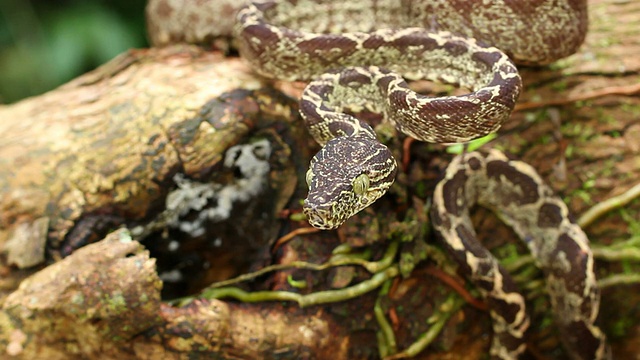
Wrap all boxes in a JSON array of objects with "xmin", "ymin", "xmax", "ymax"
[{"xmin": 0, "ymin": 0, "xmax": 147, "ymax": 104}]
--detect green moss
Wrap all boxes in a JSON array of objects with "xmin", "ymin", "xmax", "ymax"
[
  {"xmin": 540, "ymin": 134, "xmax": 552, "ymax": 144},
  {"xmin": 548, "ymin": 59, "xmax": 571, "ymax": 72},
  {"xmin": 550, "ymin": 80, "xmax": 568, "ymax": 92},
  {"xmin": 414, "ymin": 181, "xmax": 427, "ymax": 198},
  {"xmin": 620, "ymin": 102, "xmax": 640, "ymax": 116},
  {"xmin": 610, "ymin": 316, "xmax": 635, "ymax": 338},
  {"xmin": 71, "ymin": 293, "xmax": 85, "ymax": 305},
  {"xmin": 173, "ymin": 337, "xmax": 194, "ymax": 351},
  {"xmin": 399, "ymin": 252, "xmax": 416, "ymax": 278},
  {"xmin": 562, "ymin": 121, "xmax": 594, "ymax": 139},
  {"xmin": 494, "ymin": 243, "xmax": 521, "ymax": 262},
  {"xmin": 620, "ymin": 208, "xmax": 640, "ymax": 235},
  {"xmin": 565, "ymin": 144, "xmax": 575, "ymax": 158},
  {"xmin": 105, "ymin": 292, "xmax": 128, "ymax": 314},
  {"xmin": 583, "ymin": 178, "xmax": 596, "ymax": 190},
  {"xmin": 571, "ymin": 189, "xmax": 593, "ymax": 204},
  {"xmin": 600, "ymin": 113, "xmax": 618, "ymax": 125}
]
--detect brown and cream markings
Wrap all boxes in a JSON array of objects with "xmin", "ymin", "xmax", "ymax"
[{"xmin": 235, "ymin": 1, "xmax": 608, "ymax": 359}]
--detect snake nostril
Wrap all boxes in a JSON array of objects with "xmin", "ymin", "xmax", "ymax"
[
  {"xmin": 308, "ymin": 214, "xmax": 325, "ymax": 227},
  {"xmin": 304, "ymin": 207, "xmax": 334, "ymax": 228}
]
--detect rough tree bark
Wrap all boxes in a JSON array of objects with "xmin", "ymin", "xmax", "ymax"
[{"xmin": 1, "ymin": 0, "xmax": 639, "ymax": 359}]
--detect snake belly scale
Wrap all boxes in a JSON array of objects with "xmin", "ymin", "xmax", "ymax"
[{"xmin": 234, "ymin": 1, "xmax": 608, "ymax": 359}]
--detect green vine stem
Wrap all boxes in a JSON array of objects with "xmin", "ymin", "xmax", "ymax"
[
  {"xmin": 383, "ymin": 294, "xmax": 466, "ymax": 359},
  {"xmin": 200, "ymin": 265, "xmax": 400, "ymax": 307},
  {"xmin": 578, "ymin": 182, "xmax": 640, "ymax": 228},
  {"xmin": 375, "ymin": 280, "xmax": 397, "ymax": 357}
]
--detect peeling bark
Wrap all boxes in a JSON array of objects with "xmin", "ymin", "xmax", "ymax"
[
  {"xmin": 0, "ymin": 0, "xmax": 639, "ymax": 359},
  {"xmin": 1, "ymin": 230, "xmax": 351, "ymax": 359}
]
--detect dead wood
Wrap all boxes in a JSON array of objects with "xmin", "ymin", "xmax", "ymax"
[{"xmin": 1, "ymin": 0, "xmax": 639, "ymax": 359}]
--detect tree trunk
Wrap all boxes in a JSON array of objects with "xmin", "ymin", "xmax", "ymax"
[{"xmin": 1, "ymin": 0, "xmax": 639, "ymax": 359}]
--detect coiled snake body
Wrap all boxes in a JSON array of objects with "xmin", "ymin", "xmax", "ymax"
[
  {"xmin": 431, "ymin": 150, "xmax": 608, "ymax": 359},
  {"xmin": 235, "ymin": 1, "xmax": 608, "ymax": 359}
]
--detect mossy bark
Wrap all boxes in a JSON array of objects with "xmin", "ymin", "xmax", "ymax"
[{"xmin": 0, "ymin": 0, "xmax": 639, "ymax": 358}]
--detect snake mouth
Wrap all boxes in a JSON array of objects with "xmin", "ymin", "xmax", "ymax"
[{"xmin": 303, "ymin": 206, "xmax": 340, "ymax": 230}]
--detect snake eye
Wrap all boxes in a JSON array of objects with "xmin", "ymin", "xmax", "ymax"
[
  {"xmin": 306, "ymin": 169, "xmax": 314, "ymax": 187},
  {"xmin": 352, "ymin": 174, "xmax": 370, "ymax": 195}
]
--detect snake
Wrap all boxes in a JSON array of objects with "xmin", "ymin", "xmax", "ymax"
[
  {"xmin": 234, "ymin": 0, "xmax": 609, "ymax": 359},
  {"xmin": 430, "ymin": 150, "xmax": 609, "ymax": 359}
]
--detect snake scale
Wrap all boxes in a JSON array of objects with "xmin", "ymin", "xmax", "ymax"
[
  {"xmin": 431, "ymin": 150, "xmax": 608, "ymax": 359},
  {"xmin": 235, "ymin": 1, "xmax": 609, "ymax": 359}
]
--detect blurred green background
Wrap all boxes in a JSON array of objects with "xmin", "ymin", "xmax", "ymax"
[{"xmin": 0, "ymin": 0, "xmax": 148, "ymax": 104}]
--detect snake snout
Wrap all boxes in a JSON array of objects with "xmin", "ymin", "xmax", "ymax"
[{"xmin": 303, "ymin": 203, "xmax": 341, "ymax": 230}]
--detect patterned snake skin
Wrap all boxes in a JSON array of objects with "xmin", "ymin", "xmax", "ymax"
[
  {"xmin": 235, "ymin": 1, "xmax": 608, "ymax": 359},
  {"xmin": 431, "ymin": 150, "xmax": 609, "ymax": 359}
]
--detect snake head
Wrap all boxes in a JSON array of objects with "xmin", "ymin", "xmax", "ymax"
[{"xmin": 303, "ymin": 135, "xmax": 397, "ymax": 230}]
